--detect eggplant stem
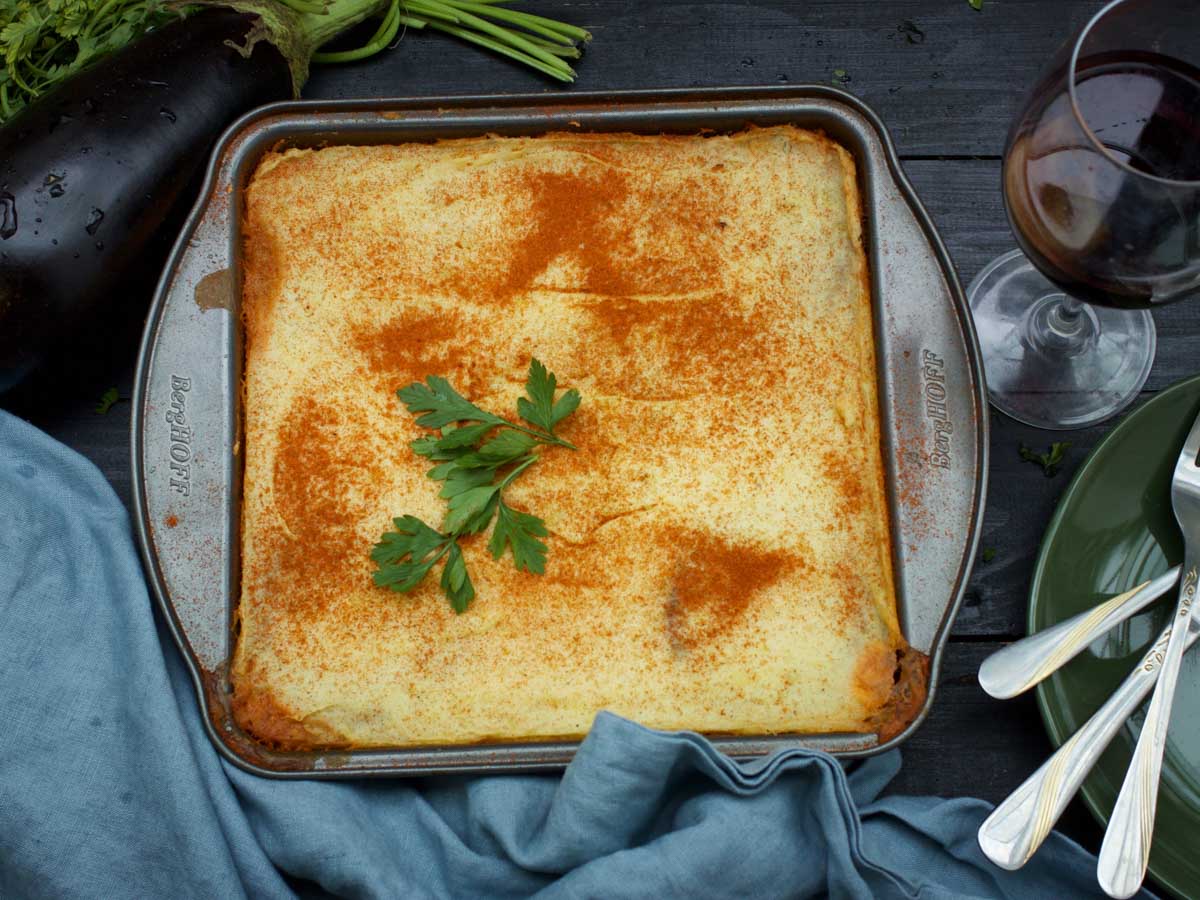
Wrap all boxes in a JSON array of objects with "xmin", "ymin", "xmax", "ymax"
[
  {"xmin": 296, "ymin": 0, "xmax": 393, "ymax": 52},
  {"xmin": 312, "ymin": 0, "xmax": 404, "ymax": 61},
  {"xmin": 278, "ymin": 0, "xmax": 331, "ymax": 15}
]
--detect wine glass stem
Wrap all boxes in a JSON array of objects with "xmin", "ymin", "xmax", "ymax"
[
  {"xmin": 1050, "ymin": 295, "xmax": 1085, "ymax": 335},
  {"xmin": 1028, "ymin": 292, "xmax": 1096, "ymax": 355}
]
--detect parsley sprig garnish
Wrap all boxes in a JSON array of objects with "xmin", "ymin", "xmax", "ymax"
[
  {"xmin": 371, "ymin": 358, "xmax": 580, "ymax": 613},
  {"xmin": 94, "ymin": 386, "xmax": 120, "ymax": 414},
  {"xmin": 1018, "ymin": 441, "xmax": 1071, "ymax": 478}
]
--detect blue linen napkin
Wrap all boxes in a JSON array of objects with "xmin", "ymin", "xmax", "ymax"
[{"xmin": 0, "ymin": 408, "xmax": 1155, "ymax": 899}]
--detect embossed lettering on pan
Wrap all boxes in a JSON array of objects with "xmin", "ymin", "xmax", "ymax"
[
  {"xmin": 166, "ymin": 374, "xmax": 192, "ymax": 497},
  {"xmin": 922, "ymin": 350, "xmax": 953, "ymax": 470}
]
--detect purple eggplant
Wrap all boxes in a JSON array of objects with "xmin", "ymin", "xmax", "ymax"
[{"xmin": 0, "ymin": 10, "xmax": 293, "ymax": 391}]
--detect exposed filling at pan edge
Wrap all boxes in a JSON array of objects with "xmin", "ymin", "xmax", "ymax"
[{"xmin": 233, "ymin": 126, "xmax": 927, "ymax": 750}]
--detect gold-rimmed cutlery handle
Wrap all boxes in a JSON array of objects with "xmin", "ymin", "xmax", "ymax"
[{"xmin": 978, "ymin": 567, "xmax": 1180, "ymax": 700}]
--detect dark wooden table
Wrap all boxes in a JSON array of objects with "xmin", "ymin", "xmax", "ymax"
[{"xmin": 6, "ymin": 0, "xmax": 1197, "ymax": 868}]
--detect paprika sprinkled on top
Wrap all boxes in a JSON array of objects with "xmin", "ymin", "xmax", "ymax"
[{"xmin": 233, "ymin": 126, "xmax": 921, "ymax": 750}]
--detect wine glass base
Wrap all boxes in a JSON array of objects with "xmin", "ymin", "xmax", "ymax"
[{"xmin": 967, "ymin": 249, "xmax": 1156, "ymax": 430}]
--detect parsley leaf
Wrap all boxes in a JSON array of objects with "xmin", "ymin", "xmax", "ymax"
[
  {"xmin": 94, "ymin": 386, "xmax": 120, "ymax": 414},
  {"xmin": 428, "ymin": 460, "xmax": 464, "ymax": 481},
  {"xmin": 461, "ymin": 492, "xmax": 501, "ymax": 535},
  {"xmin": 517, "ymin": 357, "xmax": 557, "ymax": 432},
  {"xmin": 371, "ymin": 516, "xmax": 447, "ymax": 566},
  {"xmin": 518, "ymin": 357, "xmax": 582, "ymax": 434},
  {"xmin": 371, "ymin": 516, "xmax": 452, "ymax": 592},
  {"xmin": 968, "ymin": 0, "xmax": 983, "ymax": 10},
  {"xmin": 441, "ymin": 542, "xmax": 475, "ymax": 614},
  {"xmin": 374, "ymin": 358, "xmax": 581, "ymax": 612},
  {"xmin": 398, "ymin": 375, "xmax": 507, "ymax": 430},
  {"xmin": 411, "ymin": 436, "xmax": 444, "ymax": 459},
  {"xmin": 981, "ymin": 547, "xmax": 997, "ymax": 563},
  {"xmin": 454, "ymin": 431, "xmax": 538, "ymax": 469},
  {"xmin": 551, "ymin": 389, "xmax": 581, "ymax": 427},
  {"xmin": 489, "ymin": 501, "xmax": 549, "ymax": 574},
  {"xmin": 1019, "ymin": 441, "xmax": 1071, "ymax": 477},
  {"xmin": 438, "ymin": 466, "xmax": 495, "ymax": 498},
  {"xmin": 434, "ymin": 422, "xmax": 495, "ymax": 450},
  {"xmin": 444, "ymin": 485, "xmax": 500, "ymax": 533}
]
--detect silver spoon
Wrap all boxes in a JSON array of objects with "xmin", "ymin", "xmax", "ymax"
[{"xmin": 978, "ymin": 567, "xmax": 1180, "ymax": 700}]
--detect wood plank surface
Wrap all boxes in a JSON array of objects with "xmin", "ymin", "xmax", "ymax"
[{"xmin": 303, "ymin": 0, "xmax": 1106, "ymax": 157}]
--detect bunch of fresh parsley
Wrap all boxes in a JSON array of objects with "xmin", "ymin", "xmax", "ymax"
[
  {"xmin": 0, "ymin": 0, "xmax": 174, "ymax": 121},
  {"xmin": 372, "ymin": 358, "xmax": 580, "ymax": 613}
]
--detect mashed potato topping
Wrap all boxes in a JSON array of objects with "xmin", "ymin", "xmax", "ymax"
[{"xmin": 233, "ymin": 127, "xmax": 921, "ymax": 749}]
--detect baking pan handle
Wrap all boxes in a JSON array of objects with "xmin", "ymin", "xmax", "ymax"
[
  {"xmin": 865, "ymin": 134, "xmax": 986, "ymax": 654},
  {"xmin": 133, "ymin": 184, "xmax": 240, "ymax": 673}
]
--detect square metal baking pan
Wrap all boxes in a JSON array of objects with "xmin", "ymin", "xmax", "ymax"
[{"xmin": 132, "ymin": 86, "xmax": 988, "ymax": 778}]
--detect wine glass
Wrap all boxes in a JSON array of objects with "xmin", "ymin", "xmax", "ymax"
[{"xmin": 968, "ymin": 0, "xmax": 1200, "ymax": 429}]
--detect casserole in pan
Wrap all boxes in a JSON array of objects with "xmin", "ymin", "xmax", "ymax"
[{"xmin": 132, "ymin": 87, "xmax": 987, "ymax": 777}]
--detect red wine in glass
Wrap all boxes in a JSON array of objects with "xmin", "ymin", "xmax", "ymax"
[
  {"xmin": 969, "ymin": 0, "xmax": 1200, "ymax": 429},
  {"xmin": 1006, "ymin": 51, "xmax": 1200, "ymax": 311}
]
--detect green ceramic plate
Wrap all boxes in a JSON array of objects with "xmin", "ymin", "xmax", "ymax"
[{"xmin": 1031, "ymin": 374, "xmax": 1200, "ymax": 900}]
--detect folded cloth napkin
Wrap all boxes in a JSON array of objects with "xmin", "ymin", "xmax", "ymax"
[{"xmin": 0, "ymin": 409, "xmax": 1156, "ymax": 900}]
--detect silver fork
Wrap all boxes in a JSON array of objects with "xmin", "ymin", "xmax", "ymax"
[{"xmin": 1096, "ymin": 409, "xmax": 1200, "ymax": 899}]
